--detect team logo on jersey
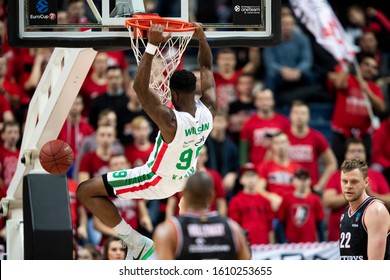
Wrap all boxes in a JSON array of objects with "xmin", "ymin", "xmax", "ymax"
[
  {"xmin": 195, "ymin": 136, "xmax": 205, "ymax": 146},
  {"xmin": 195, "ymin": 238, "xmax": 206, "ymax": 245},
  {"xmin": 291, "ymin": 204, "xmax": 309, "ymax": 227},
  {"xmin": 352, "ymin": 212, "xmax": 361, "ymax": 227},
  {"xmin": 355, "ymin": 212, "xmax": 361, "ymax": 223}
]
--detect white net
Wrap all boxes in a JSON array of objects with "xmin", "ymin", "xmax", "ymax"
[{"xmin": 127, "ymin": 24, "xmax": 194, "ymax": 104}]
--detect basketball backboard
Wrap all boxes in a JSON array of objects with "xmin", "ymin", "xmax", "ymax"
[{"xmin": 8, "ymin": 0, "xmax": 280, "ymax": 48}]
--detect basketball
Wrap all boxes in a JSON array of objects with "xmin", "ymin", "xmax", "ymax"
[{"xmin": 39, "ymin": 140, "xmax": 74, "ymax": 174}]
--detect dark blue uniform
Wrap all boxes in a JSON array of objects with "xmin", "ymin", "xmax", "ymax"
[
  {"xmin": 339, "ymin": 197, "xmax": 390, "ymax": 260},
  {"xmin": 170, "ymin": 211, "xmax": 238, "ymax": 260}
]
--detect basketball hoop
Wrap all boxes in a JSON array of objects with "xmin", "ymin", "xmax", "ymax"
[{"xmin": 125, "ymin": 14, "xmax": 196, "ymax": 104}]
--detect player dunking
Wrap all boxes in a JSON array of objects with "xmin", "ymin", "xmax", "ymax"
[
  {"xmin": 77, "ymin": 23, "xmax": 217, "ymax": 260},
  {"xmin": 339, "ymin": 159, "xmax": 390, "ymax": 260}
]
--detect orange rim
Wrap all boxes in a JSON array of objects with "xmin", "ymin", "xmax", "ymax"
[{"xmin": 125, "ymin": 14, "xmax": 197, "ymax": 32}]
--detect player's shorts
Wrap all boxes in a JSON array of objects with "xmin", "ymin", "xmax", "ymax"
[{"xmin": 102, "ymin": 164, "xmax": 186, "ymax": 200}]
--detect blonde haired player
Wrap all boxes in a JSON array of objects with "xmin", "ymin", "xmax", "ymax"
[{"xmin": 339, "ymin": 159, "xmax": 390, "ymax": 260}]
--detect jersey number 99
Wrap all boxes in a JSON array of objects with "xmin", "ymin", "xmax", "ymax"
[{"xmin": 176, "ymin": 145, "xmax": 203, "ymax": 170}]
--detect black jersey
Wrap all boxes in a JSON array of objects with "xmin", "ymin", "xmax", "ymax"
[
  {"xmin": 171, "ymin": 211, "xmax": 238, "ymax": 260},
  {"xmin": 339, "ymin": 197, "xmax": 390, "ymax": 260}
]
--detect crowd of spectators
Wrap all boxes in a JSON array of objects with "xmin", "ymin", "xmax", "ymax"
[{"xmin": 0, "ymin": 0, "xmax": 390, "ymax": 258}]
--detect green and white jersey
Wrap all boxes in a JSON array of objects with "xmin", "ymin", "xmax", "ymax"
[{"xmin": 146, "ymin": 99, "xmax": 213, "ymax": 181}]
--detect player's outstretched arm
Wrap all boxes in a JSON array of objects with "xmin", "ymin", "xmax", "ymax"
[
  {"xmin": 133, "ymin": 25, "xmax": 176, "ymax": 135},
  {"xmin": 193, "ymin": 23, "xmax": 217, "ymax": 117},
  {"xmin": 230, "ymin": 219, "xmax": 251, "ymax": 260},
  {"xmin": 365, "ymin": 201, "xmax": 390, "ymax": 259},
  {"xmin": 153, "ymin": 220, "xmax": 176, "ymax": 260}
]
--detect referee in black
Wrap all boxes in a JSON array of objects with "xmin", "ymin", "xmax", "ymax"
[
  {"xmin": 339, "ymin": 159, "xmax": 390, "ymax": 260},
  {"xmin": 153, "ymin": 172, "xmax": 251, "ymax": 260}
]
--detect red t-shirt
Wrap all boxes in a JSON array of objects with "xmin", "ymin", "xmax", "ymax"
[
  {"xmin": 277, "ymin": 193, "xmax": 324, "ymax": 243},
  {"xmin": 0, "ymin": 4, "xmax": 7, "ymax": 21},
  {"xmin": 57, "ymin": 118, "xmax": 94, "ymax": 159},
  {"xmin": 325, "ymin": 169, "xmax": 390, "ymax": 241},
  {"xmin": 79, "ymin": 152, "xmax": 110, "ymax": 178},
  {"xmin": 372, "ymin": 118, "xmax": 390, "ymax": 169},
  {"xmin": 7, "ymin": 48, "xmax": 36, "ymax": 104},
  {"xmin": 240, "ymin": 113, "xmax": 290, "ymax": 165},
  {"xmin": 80, "ymin": 74, "xmax": 107, "ymax": 99},
  {"xmin": 0, "ymin": 147, "xmax": 20, "ymax": 188},
  {"xmin": 0, "ymin": 184, "xmax": 6, "ymax": 230},
  {"xmin": 79, "ymin": 75, "xmax": 107, "ymax": 117},
  {"xmin": 125, "ymin": 143, "xmax": 154, "ymax": 168},
  {"xmin": 2, "ymin": 79, "xmax": 23, "ymax": 100},
  {"xmin": 363, "ymin": 10, "xmax": 390, "ymax": 33},
  {"xmin": 67, "ymin": 179, "xmax": 80, "ymax": 232},
  {"xmin": 213, "ymin": 69, "xmax": 242, "ymax": 111},
  {"xmin": 330, "ymin": 74, "xmax": 384, "ymax": 136},
  {"xmin": 257, "ymin": 160, "xmax": 302, "ymax": 199},
  {"xmin": 287, "ymin": 128, "xmax": 330, "ymax": 184},
  {"xmin": 206, "ymin": 168, "xmax": 227, "ymax": 211},
  {"xmin": 1, "ymin": 30, "xmax": 12, "ymax": 58},
  {"xmin": 228, "ymin": 191, "xmax": 274, "ymax": 245},
  {"xmin": 106, "ymin": 51, "xmax": 128, "ymax": 71},
  {"xmin": 0, "ymin": 95, "xmax": 11, "ymax": 122},
  {"xmin": 0, "ymin": 141, "xmax": 10, "ymax": 232}
]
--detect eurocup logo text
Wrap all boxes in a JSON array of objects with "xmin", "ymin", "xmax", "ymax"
[
  {"xmin": 234, "ymin": 5, "xmax": 241, "ymax": 12},
  {"xmin": 36, "ymin": 0, "xmax": 49, "ymax": 13}
]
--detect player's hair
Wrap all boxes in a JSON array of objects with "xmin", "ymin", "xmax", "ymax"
[
  {"xmin": 183, "ymin": 172, "xmax": 213, "ymax": 209},
  {"xmin": 1, "ymin": 121, "xmax": 20, "ymax": 133},
  {"xmin": 102, "ymin": 236, "xmax": 127, "ymax": 260},
  {"xmin": 170, "ymin": 70, "xmax": 196, "ymax": 93},
  {"xmin": 341, "ymin": 159, "xmax": 368, "ymax": 179}
]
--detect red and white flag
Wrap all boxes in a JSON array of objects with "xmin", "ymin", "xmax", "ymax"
[
  {"xmin": 289, "ymin": 0, "xmax": 355, "ymax": 62},
  {"xmin": 289, "ymin": 0, "xmax": 380, "ymax": 128}
]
